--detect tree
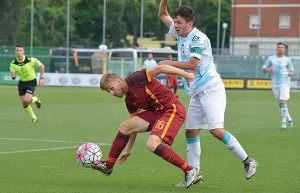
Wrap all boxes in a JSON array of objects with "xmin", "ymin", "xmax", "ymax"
[
  {"xmin": 124, "ymin": 0, "xmax": 140, "ymax": 47},
  {"xmin": 105, "ymin": 0, "xmax": 128, "ymax": 48},
  {"xmin": 72, "ymin": 0, "xmax": 103, "ymax": 47},
  {"xmin": 0, "ymin": 0, "xmax": 231, "ymax": 49},
  {"xmin": 0, "ymin": 0, "xmax": 21, "ymax": 45}
]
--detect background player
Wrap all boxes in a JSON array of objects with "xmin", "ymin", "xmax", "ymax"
[
  {"xmin": 166, "ymin": 54, "xmax": 178, "ymax": 95},
  {"xmin": 262, "ymin": 42, "xmax": 294, "ymax": 130},
  {"xmin": 142, "ymin": 52, "xmax": 157, "ymax": 69},
  {"xmin": 10, "ymin": 44, "xmax": 44, "ymax": 122},
  {"xmin": 92, "ymin": 65, "xmax": 199, "ymax": 189}
]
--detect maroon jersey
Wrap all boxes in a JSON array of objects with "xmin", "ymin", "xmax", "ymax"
[{"xmin": 125, "ymin": 69, "xmax": 178, "ymax": 116}]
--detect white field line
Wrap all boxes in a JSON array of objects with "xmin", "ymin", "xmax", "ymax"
[
  {"xmin": 0, "ymin": 137, "xmax": 110, "ymax": 145},
  {"xmin": 0, "ymin": 137, "xmax": 111, "ymax": 155},
  {"xmin": 0, "ymin": 146, "xmax": 78, "ymax": 155}
]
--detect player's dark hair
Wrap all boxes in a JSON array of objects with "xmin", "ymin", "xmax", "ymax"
[
  {"xmin": 15, "ymin": 44, "xmax": 24, "ymax": 48},
  {"xmin": 173, "ymin": 5, "xmax": 195, "ymax": 23},
  {"xmin": 277, "ymin": 42, "xmax": 286, "ymax": 48}
]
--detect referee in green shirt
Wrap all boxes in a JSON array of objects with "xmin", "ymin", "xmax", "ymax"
[{"xmin": 10, "ymin": 44, "xmax": 45, "ymax": 122}]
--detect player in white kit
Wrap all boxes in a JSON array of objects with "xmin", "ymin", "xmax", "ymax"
[
  {"xmin": 142, "ymin": 52, "xmax": 157, "ymax": 69},
  {"xmin": 158, "ymin": 0, "xmax": 257, "ymax": 187},
  {"xmin": 263, "ymin": 42, "xmax": 294, "ymax": 130}
]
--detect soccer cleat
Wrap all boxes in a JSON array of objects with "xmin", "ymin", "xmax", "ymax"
[
  {"xmin": 280, "ymin": 122, "xmax": 287, "ymax": 130},
  {"xmin": 287, "ymin": 120, "xmax": 294, "ymax": 130},
  {"xmin": 31, "ymin": 118, "xmax": 38, "ymax": 123},
  {"xmin": 176, "ymin": 170, "xmax": 203, "ymax": 187},
  {"xmin": 92, "ymin": 161, "xmax": 113, "ymax": 176},
  {"xmin": 35, "ymin": 97, "xmax": 42, "ymax": 109},
  {"xmin": 244, "ymin": 158, "xmax": 257, "ymax": 180},
  {"xmin": 184, "ymin": 167, "xmax": 197, "ymax": 189}
]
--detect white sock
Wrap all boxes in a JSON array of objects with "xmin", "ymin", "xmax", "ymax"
[
  {"xmin": 285, "ymin": 105, "xmax": 292, "ymax": 121},
  {"xmin": 280, "ymin": 104, "xmax": 287, "ymax": 123},
  {"xmin": 186, "ymin": 136, "xmax": 201, "ymax": 170},
  {"xmin": 222, "ymin": 131, "xmax": 248, "ymax": 161}
]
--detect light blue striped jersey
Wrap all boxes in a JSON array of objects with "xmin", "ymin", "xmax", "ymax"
[
  {"xmin": 168, "ymin": 22, "xmax": 221, "ymax": 97},
  {"xmin": 262, "ymin": 55, "xmax": 294, "ymax": 89}
]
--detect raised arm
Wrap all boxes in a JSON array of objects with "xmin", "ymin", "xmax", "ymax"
[
  {"xmin": 158, "ymin": 0, "xmax": 173, "ymax": 28},
  {"xmin": 149, "ymin": 65, "xmax": 194, "ymax": 84}
]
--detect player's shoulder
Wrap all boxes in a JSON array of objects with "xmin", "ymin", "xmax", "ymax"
[
  {"xmin": 10, "ymin": 59, "xmax": 16, "ymax": 65},
  {"xmin": 29, "ymin": 57, "xmax": 36, "ymax": 61},
  {"xmin": 268, "ymin": 55, "xmax": 277, "ymax": 60},
  {"xmin": 283, "ymin": 55, "xmax": 292, "ymax": 60}
]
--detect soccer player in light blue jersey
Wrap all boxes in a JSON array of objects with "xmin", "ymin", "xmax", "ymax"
[
  {"xmin": 158, "ymin": 0, "xmax": 257, "ymax": 187},
  {"xmin": 263, "ymin": 42, "xmax": 294, "ymax": 130}
]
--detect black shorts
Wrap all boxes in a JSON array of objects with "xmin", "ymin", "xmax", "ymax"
[{"xmin": 18, "ymin": 79, "xmax": 37, "ymax": 96}]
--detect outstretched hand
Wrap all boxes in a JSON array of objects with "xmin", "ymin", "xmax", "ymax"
[
  {"xmin": 118, "ymin": 152, "xmax": 131, "ymax": 164},
  {"xmin": 185, "ymin": 73, "xmax": 194, "ymax": 87}
]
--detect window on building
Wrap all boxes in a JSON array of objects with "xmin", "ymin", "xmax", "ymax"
[
  {"xmin": 249, "ymin": 14, "xmax": 260, "ymax": 29},
  {"xmin": 279, "ymin": 14, "xmax": 291, "ymax": 29}
]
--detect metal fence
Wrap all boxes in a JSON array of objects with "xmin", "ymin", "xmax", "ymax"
[{"xmin": 1, "ymin": 47, "xmax": 299, "ymax": 80}]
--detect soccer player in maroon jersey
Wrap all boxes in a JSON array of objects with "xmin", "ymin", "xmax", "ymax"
[
  {"xmin": 92, "ymin": 65, "xmax": 197, "ymax": 188},
  {"xmin": 166, "ymin": 54, "xmax": 178, "ymax": 95}
]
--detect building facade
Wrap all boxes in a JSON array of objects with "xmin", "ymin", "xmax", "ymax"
[{"xmin": 230, "ymin": 0, "xmax": 300, "ymax": 56}]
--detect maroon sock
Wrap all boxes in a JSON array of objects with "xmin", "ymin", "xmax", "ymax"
[
  {"xmin": 153, "ymin": 144, "xmax": 192, "ymax": 173},
  {"xmin": 174, "ymin": 86, "xmax": 177, "ymax": 94},
  {"xmin": 106, "ymin": 131, "xmax": 130, "ymax": 169}
]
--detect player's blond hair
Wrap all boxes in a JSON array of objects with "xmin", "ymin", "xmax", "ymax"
[{"xmin": 100, "ymin": 71, "xmax": 121, "ymax": 90}]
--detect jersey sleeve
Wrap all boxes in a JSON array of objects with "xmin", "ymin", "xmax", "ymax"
[
  {"xmin": 31, "ymin": 57, "xmax": 42, "ymax": 67},
  {"xmin": 126, "ymin": 102, "xmax": 141, "ymax": 117},
  {"xmin": 262, "ymin": 57, "xmax": 271, "ymax": 69},
  {"xmin": 288, "ymin": 58, "xmax": 294, "ymax": 71},
  {"xmin": 9, "ymin": 62, "xmax": 16, "ymax": 72},
  {"xmin": 189, "ymin": 36, "xmax": 204, "ymax": 60}
]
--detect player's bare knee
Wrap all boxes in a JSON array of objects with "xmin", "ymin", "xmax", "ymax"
[
  {"xmin": 22, "ymin": 100, "xmax": 30, "ymax": 106},
  {"xmin": 210, "ymin": 128, "xmax": 226, "ymax": 140},
  {"xmin": 185, "ymin": 129, "xmax": 200, "ymax": 138},
  {"xmin": 279, "ymin": 101, "xmax": 287, "ymax": 106},
  {"xmin": 119, "ymin": 122, "xmax": 131, "ymax": 135},
  {"xmin": 146, "ymin": 137, "xmax": 160, "ymax": 152}
]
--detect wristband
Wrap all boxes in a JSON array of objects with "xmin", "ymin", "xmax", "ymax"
[{"xmin": 40, "ymin": 78, "xmax": 44, "ymax": 80}]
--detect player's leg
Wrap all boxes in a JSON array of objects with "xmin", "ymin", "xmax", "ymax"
[
  {"xmin": 31, "ymin": 95, "xmax": 42, "ymax": 109},
  {"xmin": 176, "ymin": 96, "xmax": 204, "ymax": 187},
  {"xmin": 148, "ymin": 135, "xmax": 197, "ymax": 189},
  {"xmin": 172, "ymin": 75, "xmax": 178, "ymax": 94},
  {"xmin": 185, "ymin": 94, "xmax": 203, "ymax": 171},
  {"xmin": 92, "ymin": 116, "xmax": 149, "ymax": 174},
  {"xmin": 206, "ymin": 82, "xmax": 257, "ymax": 179},
  {"xmin": 279, "ymin": 86, "xmax": 293, "ymax": 129},
  {"xmin": 149, "ymin": 102, "xmax": 198, "ymax": 189},
  {"xmin": 272, "ymin": 88, "xmax": 287, "ymax": 129},
  {"xmin": 19, "ymin": 84, "xmax": 37, "ymax": 122},
  {"xmin": 279, "ymin": 100, "xmax": 288, "ymax": 129}
]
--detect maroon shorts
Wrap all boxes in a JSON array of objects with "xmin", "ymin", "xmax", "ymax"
[
  {"xmin": 166, "ymin": 75, "xmax": 178, "ymax": 88},
  {"xmin": 137, "ymin": 101, "xmax": 186, "ymax": 146}
]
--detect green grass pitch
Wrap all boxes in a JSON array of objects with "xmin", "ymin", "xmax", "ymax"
[{"xmin": 0, "ymin": 85, "xmax": 299, "ymax": 193}]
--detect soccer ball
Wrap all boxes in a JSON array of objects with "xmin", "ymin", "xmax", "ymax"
[{"xmin": 76, "ymin": 143, "xmax": 102, "ymax": 168}]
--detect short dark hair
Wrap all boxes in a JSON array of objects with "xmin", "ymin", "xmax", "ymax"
[
  {"xmin": 15, "ymin": 44, "xmax": 24, "ymax": 48},
  {"xmin": 277, "ymin": 42, "xmax": 286, "ymax": 48},
  {"xmin": 173, "ymin": 5, "xmax": 195, "ymax": 23}
]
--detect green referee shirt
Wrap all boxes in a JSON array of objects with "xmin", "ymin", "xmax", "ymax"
[{"xmin": 10, "ymin": 55, "xmax": 42, "ymax": 82}]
